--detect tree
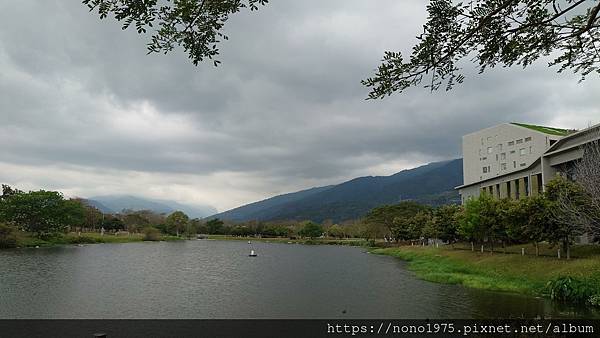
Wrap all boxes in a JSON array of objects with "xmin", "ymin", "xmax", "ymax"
[
  {"xmin": 363, "ymin": 0, "xmax": 600, "ymax": 99},
  {"xmin": 365, "ymin": 202, "xmax": 429, "ymax": 241},
  {"xmin": 0, "ymin": 190, "xmax": 85, "ymax": 238},
  {"xmin": 298, "ymin": 221, "xmax": 323, "ymax": 239},
  {"xmin": 509, "ymin": 195, "xmax": 553, "ymax": 256},
  {"xmin": 101, "ymin": 215, "xmax": 125, "ymax": 231},
  {"xmin": 328, "ymin": 224, "xmax": 345, "ymax": 238},
  {"xmin": 415, "ymin": 211, "xmax": 437, "ymax": 245},
  {"xmin": 123, "ymin": 212, "xmax": 150, "ymax": 233},
  {"xmin": 206, "ymin": 218, "xmax": 225, "ymax": 234},
  {"xmin": 459, "ymin": 196, "xmax": 484, "ymax": 247},
  {"xmin": 166, "ymin": 211, "xmax": 189, "ymax": 237},
  {"xmin": 545, "ymin": 175, "xmax": 589, "ymax": 259},
  {"xmin": 83, "ymin": 0, "xmax": 268, "ymax": 66},
  {"xmin": 573, "ymin": 133, "xmax": 600, "ymax": 239},
  {"xmin": 433, "ymin": 204, "xmax": 462, "ymax": 245}
]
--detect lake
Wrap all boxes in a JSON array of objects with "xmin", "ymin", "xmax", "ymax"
[{"xmin": 0, "ymin": 240, "xmax": 596, "ymax": 319}]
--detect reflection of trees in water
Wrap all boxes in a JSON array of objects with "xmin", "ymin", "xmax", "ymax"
[{"xmin": 467, "ymin": 289, "xmax": 599, "ymax": 319}]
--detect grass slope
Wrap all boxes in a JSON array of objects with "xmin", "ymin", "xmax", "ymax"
[{"xmin": 372, "ymin": 245, "xmax": 600, "ymax": 297}]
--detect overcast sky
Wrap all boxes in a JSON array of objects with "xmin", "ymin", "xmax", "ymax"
[{"xmin": 1, "ymin": 0, "xmax": 599, "ymax": 212}]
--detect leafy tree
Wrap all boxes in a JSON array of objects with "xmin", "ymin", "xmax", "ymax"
[
  {"xmin": 206, "ymin": 218, "xmax": 225, "ymax": 235},
  {"xmin": 419, "ymin": 212, "xmax": 440, "ymax": 245},
  {"xmin": 328, "ymin": 224, "xmax": 345, "ymax": 238},
  {"xmin": 298, "ymin": 221, "xmax": 324, "ymax": 239},
  {"xmin": 509, "ymin": 195, "xmax": 553, "ymax": 255},
  {"xmin": 459, "ymin": 196, "xmax": 486, "ymax": 248},
  {"xmin": 1, "ymin": 185, "xmax": 21, "ymax": 200},
  {"xmin": 545, "ymin": 175, "xmax": 589, "ymax": 259},
  {"xmin": 363, "ymin": 0, "xmax": 600, "ymax": 98},
  {"xmin": 365, "ymin": 202, "xmax": 429, "ymax": 241},
  {"xmin": 433, "ymin": 204, "xmax": 462, "ymax": 245},
  {"xmin": 0, "ymin": 190, "xmax": 85, "ymax": 238},
  {"xmin": 101, "ymin": 216, "xmax": 125, "ymax": 231},
  {"xmin": 83, "ymin": 0, "xmax": 268, "ymax": 66},
  {"xmin": 166, "ymin": 211, "xmax": 189, "ymax": 237}
]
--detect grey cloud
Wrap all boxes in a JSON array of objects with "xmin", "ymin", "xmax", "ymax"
[{"xmin": 0, "ymin": 0, "xmax": 599, "ymax": 210}]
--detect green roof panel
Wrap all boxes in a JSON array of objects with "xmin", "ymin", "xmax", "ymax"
[{"xmin": 510, "ymin": 122, "xmax": 574, "ymax": 136}]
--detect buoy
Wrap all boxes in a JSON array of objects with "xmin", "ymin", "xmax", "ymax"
[
  {"xmin": 248, "ymin": 241, "xmax": 251, "ymax": 244},
  {"xmin": 35, "ymin": 246, "xmax": 40, "ymax": 248},
  {"xmin": 249, "ymin": 250, "xmax": 257, "ymax": 257}
]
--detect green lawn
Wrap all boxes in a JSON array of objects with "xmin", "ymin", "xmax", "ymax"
[
  {"xmin": 372, "ymin": 245, "xmax": 600, "ymax": 299},
  {"xmin": 14, "ymin": 231, "xmax": 182, "ymax": 248}
]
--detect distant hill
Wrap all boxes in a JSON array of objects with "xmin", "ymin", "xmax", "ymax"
[
  {"xmin": 210, "ymin": 158, "xmax": 463, "ymax": 223},
  {"xmin": 87, "ymin": 195, "xmax": 217, "ymax": 219}
]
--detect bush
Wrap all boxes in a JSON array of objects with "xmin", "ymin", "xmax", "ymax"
[
  {"xmin": 68, "ymin": 236, "xmax": 98, "ymax": 244},
  {"xmin": 588, "ymin": 294, "xmax": 600, "ymax": 307},
  {"xmin": 143, "ymin": 227, "xmax": 161, "ymax": 241},
  {"xmin": 0, "ymin": 223, "xmax": 18, "ymax": 249},
  {"xmin": 546, "ymin": 277, "xmax": 597, "ymax": 304}
]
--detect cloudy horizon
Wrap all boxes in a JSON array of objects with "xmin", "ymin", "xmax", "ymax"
[{"xmin": 1, "ymin": 0, "xmax": 599, "ymax": 212}]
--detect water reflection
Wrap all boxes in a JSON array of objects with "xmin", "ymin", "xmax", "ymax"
[{"xmin": 0, "ymin": 241, "xmax": 596, "ymax": 319}]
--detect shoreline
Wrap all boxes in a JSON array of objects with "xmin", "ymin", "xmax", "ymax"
[
  {"xmin": 8, "ymin": 231, "xmax": 183, "ymax": 249},
  {"xmin": 370, "ymin": 245, "xmax": 600, "ymax": 308}
]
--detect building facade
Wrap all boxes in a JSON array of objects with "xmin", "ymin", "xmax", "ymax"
[{"xmin": 457, "ymin": 122, "xmax": 600, "ymax": 204}]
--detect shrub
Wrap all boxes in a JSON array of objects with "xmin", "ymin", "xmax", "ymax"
[
  {"xmin": 546, "ymin": 277, "xmax": 597, "ymax": 304},
  {"xmin": 69, "ymin": 236, "xmax": 98, "ymax": 244},
  {"xmin": 0, "ymin": 223, "xmax": 18, "ymax": 249},
  {"xmin": 588, "ymin": 294, "xmax": 600, "ymax": 307},
  {"xmin": 143, "ymin": 227, "xmax": 161, "ymax": 241}
]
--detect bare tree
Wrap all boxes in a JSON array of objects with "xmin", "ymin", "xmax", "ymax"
[{"xmin": 573, "ymin": 130, "xmax": 600, "ymax": 239}]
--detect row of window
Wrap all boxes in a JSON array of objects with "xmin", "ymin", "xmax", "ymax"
[
  {"xmin": 481, "ymin": 136, "xmax": 532, "ymax": 149},
  {"xmin": 480, "ymin": 174, "xmax": 543, "ymax": 200},
  {"xmin": 482, "ymin": 161, "xmax": 526, "ymax": 173}
]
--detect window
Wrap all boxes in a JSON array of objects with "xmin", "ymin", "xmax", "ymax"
[
  {"xmin": 497, "ymin": 144, "xmax": 503, "ymax": 151},
  {"xmin": 520, "ymin": 162, "xmax": 527, "ymax": 167},
  {"xmin": 481, "ymin": 156, "xmax": 487, "ymax": 160},
  {"xmin": 508, "ymin": 141, "xmax": 514, "ymax": 146},
  {"xmin": 501, "ymin": 163, "xmax": 507, "ymax": 170},
  {"xmin": 483, "ymin": 167, "xmax": 488, "ymax": 173},
  {"xmin": 513, "ymin": 161, "xmax": 517, "ymax": 168},
  {"xmin": 529, "ymin": 146, "xmax": 533, "ymax": 154},
  {"xmin": 500, "ymin": 153, "xmax": 506, "ymax": 160},
  {"xmin": 516, "ymin": 139, "xmax": 523, "ymax": 144},
  {"xmin": 496, "ymin": 154, "xmax": 499, "ymax": 161},
  {"xmin": 510, "ymin": 150, "xmax": 516, "ymax": 154},
  {"xmin": 487, "ymin": 147, "xmax": 493, "ymax": 154},
  {"xmin": 525, "ymin": 137, "xmax": 532, "ymax": 142},
  {"xmin": 520, "ymin": 148, "xmax": 527, "ymax": 156}
]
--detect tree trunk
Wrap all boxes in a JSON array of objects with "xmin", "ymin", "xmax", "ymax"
[
  {"xmin": 535, "ymin": 242, "xmax": 539, "ymax": 256},
  {"xmin": 471, "ymin": 241, "xmax": 474, "ymax": 251}
]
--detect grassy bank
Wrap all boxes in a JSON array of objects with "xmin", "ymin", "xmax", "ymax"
[
  {"xmin": 372, "ymin": 245, "xmax": 600, "ymax": 302},
  {"xmin": 206, "ymin": 234, "xmax": 368, "ymax": 246},
  {"xmin": 13, "ymin": 231, "xmax": 182, "ymax": 248}
]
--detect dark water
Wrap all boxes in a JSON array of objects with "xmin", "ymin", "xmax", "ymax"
[{"xmin": 0, "ymin": 240, "xmax": 596, "ymax": 319}]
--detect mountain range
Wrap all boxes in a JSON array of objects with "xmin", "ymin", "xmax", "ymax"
[
  {"xmin": 85, "ymin": 195, "xmax": 217, "ymax": 219},
  {"xmin": 211, "ymin": 158, "xmax": 463, "ymax": 223}
]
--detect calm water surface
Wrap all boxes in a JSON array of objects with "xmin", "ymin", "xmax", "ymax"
[{"xmin": 0, "ymin": 240, "xmax": 596, "ymax": 319}]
